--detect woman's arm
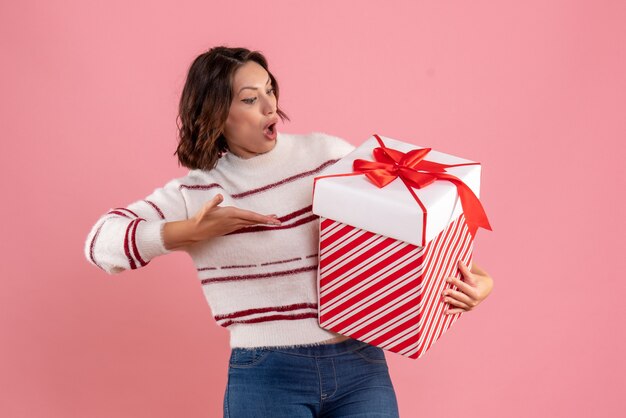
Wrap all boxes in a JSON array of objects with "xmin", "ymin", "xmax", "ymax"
[
  {"xmin": 162, "ymin": 219, "xmax": 199, "ymax": 251},
  {"xmin": 85, "ymin": 186, "xmax": 282, "ymax": 274},
  {"xmin": 84, "ymin": 179, "xmax": 280, "ymax": 274},
  {"xmin": 441, "ymin": 260, "xmax": 494, "ymax": 315},
  {"xmin": 84, "ymin": 178, "xmax": 189, "ymax": 274},
  {"xmin": 162, "ymin": 194, "xmax": 281, "ymax": 251}
]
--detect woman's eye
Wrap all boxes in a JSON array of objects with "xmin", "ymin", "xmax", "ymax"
[{"xmin": 242, "ymin": 89, "xmax": 274, "ymax": 104}]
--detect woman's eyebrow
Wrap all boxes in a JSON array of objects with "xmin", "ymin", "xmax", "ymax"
[{"xmin": 238, "ymin": 77, "xmax": 271, "ymax": 94}]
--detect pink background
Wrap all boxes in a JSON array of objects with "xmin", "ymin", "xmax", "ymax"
[{"xmin": 1, "ymin": 1, "xmax": 624, "ymax": 417}]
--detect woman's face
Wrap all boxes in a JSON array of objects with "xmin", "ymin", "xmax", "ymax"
[{"xmin": 223, "ymin": 60, "xmax": 279, "ymax": 159}]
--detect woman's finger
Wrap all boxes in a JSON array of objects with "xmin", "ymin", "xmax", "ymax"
[
  {"xmin": 232, "ymin": 207, "xmax": 281, "ymax": 225},
  {"xmin": 204, "ymin": 194, "xmax": 223, "ymax": 211},
  {"xmin": 442, "ymin": 288, "xmax": 475, "ymax": 307},
  {"xmin": 458, "ymin": 260, "xmax": 477, "ymax": 286},
  {"xmin": 238, "ymin": 217, "xmax": 280, "ymax": 227},
  {"xmin": 224, "ymin": 206, "xmax": 280, "ymax": 225},
  {"xmin": 445, "ymin": 307, "xmax": 467, "ymax": 315},
  {"xmin": 443, "ymin": 295, "xmax": 471, "ymax": 310},
  {"xmin": 445, "ymin": 275, "xmax": 477, "ymax": 299}
]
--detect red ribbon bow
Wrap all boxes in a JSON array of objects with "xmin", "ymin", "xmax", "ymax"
[{"xmin": 314, "ymin": 134, "xmax": 492, "ymax": 244}]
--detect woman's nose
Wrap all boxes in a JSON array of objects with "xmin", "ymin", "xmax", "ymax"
[{"xmin": 262, "ymin": 98, "xmax": 275, "ymax": 114}]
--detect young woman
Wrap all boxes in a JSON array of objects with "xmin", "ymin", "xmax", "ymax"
[{"xmin": 85, "ymin": 46, "xmax": 494, "ymax": 418}]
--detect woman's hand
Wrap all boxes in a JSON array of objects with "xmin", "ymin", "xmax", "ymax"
[
  {"xmin": 442, "ymin": 260, "xmax": 494, "ymax": 315},
  {"xmin": 189, "ymin": 193, "xmax": 281, "ymax": 240},
  {"xmin": 163, "ymin": 194, "xmax": 281, "ymax": 250}
]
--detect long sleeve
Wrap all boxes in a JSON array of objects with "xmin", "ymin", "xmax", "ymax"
[
  {"xmin": 84, "ymin": 177, "xmax": 189, "ymax": 275},
  {"xmin": 314, "ymin": 131, "xmax": 357, "ymax": 159}
]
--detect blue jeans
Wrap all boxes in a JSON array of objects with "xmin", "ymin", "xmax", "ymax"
[{"xmin": 223, "ymin": 338, "xmax": 400, "ymax": 417}]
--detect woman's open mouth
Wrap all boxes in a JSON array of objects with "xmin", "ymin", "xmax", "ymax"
[{"xmin": 263, "ymin": 121, "xmax": 277, "ymax": 140}]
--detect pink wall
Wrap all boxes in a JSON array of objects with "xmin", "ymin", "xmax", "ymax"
[{"xmin": 1, "ymin": 1, "xmax": 624, "ymax": 417}]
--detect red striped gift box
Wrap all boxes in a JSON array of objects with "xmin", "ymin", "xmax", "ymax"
[{"xmin": 317, "ymin": 212, "xmax": 473, "ymax": 360}]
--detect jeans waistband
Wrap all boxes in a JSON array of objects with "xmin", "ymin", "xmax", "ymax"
[{"xmin": 233, "ymin": 337, "xmax": 369, "ymax": 358}]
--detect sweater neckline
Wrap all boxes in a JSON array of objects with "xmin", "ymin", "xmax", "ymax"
[{"xmin": 219, "ymin": 131, "xmax": 287, "ymax": 171}]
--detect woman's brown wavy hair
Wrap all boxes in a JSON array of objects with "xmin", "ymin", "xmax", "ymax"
[{"xmin": 175, "ymin": 46, "xmax": 290, "ymax": 170}]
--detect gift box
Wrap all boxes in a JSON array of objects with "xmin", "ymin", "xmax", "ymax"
[{"xmin": 312, "ymin": 134, "xmax": 491, "ymax": 359}]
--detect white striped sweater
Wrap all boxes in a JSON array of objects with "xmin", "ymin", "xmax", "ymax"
[{"xmin": 84, "ymin": 131, "xmax": 356, "ymax": 348}]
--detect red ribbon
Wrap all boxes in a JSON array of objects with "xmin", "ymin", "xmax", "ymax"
[{"xmin": 314, "ymin": 134, "xmax": 492, "ymax": 244}]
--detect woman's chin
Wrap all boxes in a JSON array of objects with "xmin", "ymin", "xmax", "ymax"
[
  {"xmin": 253, "ymin": 138, "xmax": 276, "ymax": 156},
  {"xmin": 261, "ymin": 140, "xmax": 276, "ymax": 153}
]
